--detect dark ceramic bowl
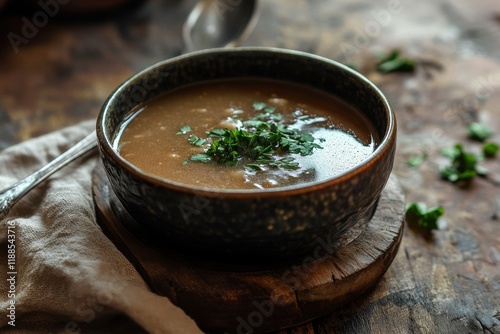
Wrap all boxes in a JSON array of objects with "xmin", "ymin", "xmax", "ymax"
[{"xmin": 96, "ymin": 47, "xmax": 396, "ymax": 261}]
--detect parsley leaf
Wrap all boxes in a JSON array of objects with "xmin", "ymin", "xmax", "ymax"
[
  {"xmin": 440, "ymin": 144, "xmax": 485, "ymax": 182},
  {"xmin": 468, "ymin": 122, "xmax": 492, "ymax": 142},
  {"xmin": 483, "ymin": 142, "xmax": 499, "ymax": 158},
  {"xmin": 187, "ymin": 101, "xmax": 324, "ymax": 171},
  {"xmin": 188, "ymin": 135, "xmax": 206, "ymax": 147},
  {"xmin": 252, "ymin": 101, "xmax": 267, "ymax": 111},
  {"xmin": 405, "ymin": 202, "xmax": 444, "ymax": 231},
  {"xmin": 176, "ymin": 125, "xmax": 192, "ymax": 135},
  {"xmin": 376, "ymin": 50, "xmax": 416, "ymax": 74},
  {"xmin": 243, "ymin": 120, "xmax": 266, "ymax": 128},
  {"xmin": 244, "ymin": 164, "xmax": 263, "ymax": 173},
  {"xmin": 190, "ymin": 154, "xmax": 211, "ymax": 162}
]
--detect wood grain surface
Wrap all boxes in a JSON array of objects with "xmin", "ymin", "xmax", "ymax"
[
  {"xmin": 1, "ymin": 0, "xmax": 500, "ymax": 333},
  {"xmin": 92, "ymin": 163, "xmax": 405, "ymax": 333}
]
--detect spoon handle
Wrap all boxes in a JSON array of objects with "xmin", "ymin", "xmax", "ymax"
[{"xmin": 0, "ymin": 131, "xmax": 97, "ymax": 221}]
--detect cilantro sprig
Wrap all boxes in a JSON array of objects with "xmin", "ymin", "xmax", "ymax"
[
  {"xmin": 184, "ymin": 102, "xmax": 323, "ymax": 171},
  {"xmin": 188, "ymin": 135, "xmax": 206, "ymax": 147}
]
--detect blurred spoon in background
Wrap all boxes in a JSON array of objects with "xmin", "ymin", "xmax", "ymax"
[{"xmin": 183, "ymin": 0, "xmax": 260, "ymax": 52}]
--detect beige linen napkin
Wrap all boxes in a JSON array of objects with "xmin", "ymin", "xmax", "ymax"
[{"xmin": 0, "ymin": 120, "xmax": 204, "ymax": 334}]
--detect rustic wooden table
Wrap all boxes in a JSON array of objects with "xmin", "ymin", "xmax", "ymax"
[{"xmin": 1, "ymin": 0, "xmax": 499, "ymax": 333}]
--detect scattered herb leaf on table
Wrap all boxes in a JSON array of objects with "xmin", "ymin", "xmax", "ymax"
[
  {"xmin": 407, "ymin": 152, "xmax": 428, "ymax": 168},
  {"xmin": 483, "ymin": 142, "xmax": 499, "ymax": 158},
  {"xmin": 440, "ymin": 143, "xmax": 486, "ymax": 182},
  {"xmin": 468, "ymin": 122, "xmax": 492, "ymax": 142},
  {"xmin": 376, "ymin": 50, "xmax": 416, "ymax": 74},
  {"xmin": 406, "ymin": 202, "xmax": 445, "ymax": 231}
]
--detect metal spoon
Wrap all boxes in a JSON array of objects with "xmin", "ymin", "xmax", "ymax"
[{"xmin": 0, "ymin": 0, "xmax": 260, "ymax": 221}]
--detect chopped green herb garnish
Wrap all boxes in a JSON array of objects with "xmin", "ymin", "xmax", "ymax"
[
  {"xmin": 252, "ymin": 101, "xmax": 267, "ymax": 111},
  {"xmin": 468, "ymin": 122, "xmax": 492, "ymax": 142},
  {"xmin": 407, "ymin": 152, "xmax": 428, "ymax": 168},
  {"xmin": 406, "ymin": 202, "xmax": 445, "ymax": 231},
  {"xmin": 190, "ymin": 153, "xmax": 211, "ymax": 162},
  {"xmin": 376, "ymin": 50, "xmax": 416, "ymax": 74},
  {"xmin": 188, "ymin": 135, "xmax": 207, "ymax": 147},
  {"xmin": 187, "ymin": 102, "xmax": 323, "ymax": 171},
  {"xmin": 440, "ymin": 144, "xmax": 485, "ymax": 182},
  {"xmin": 483, "ymin": 142, "xmax": 499, "ymax": 158},
  {"xmin": 176, "ymin": 125, "xmax": 192, "ymax": 135},
  {"xmin": 243, "ymin": 120, "xmax": 266, "ymax": 128},
  {"xmin": 269, "ymin": 113, "xmax": 283, "ymax": 121},
  {"xmin": 270, "ymin": 157, "xmax": 300, "ymax": 170},
  {"xmin": 208, "ymin": 129, "xmax": 226, "ymax": 137},
  {"xmin": 245, "ymin": 164, "xmax": 263, "ymax": 173},
  {"xmin": 264, "ymin": 106, "xmax": 276, "ymax": 113}
]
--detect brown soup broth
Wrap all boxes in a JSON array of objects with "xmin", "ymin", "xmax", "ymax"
[{"xmin": 115, "ymin": 79, "xmax": 379, "ymax": 190}]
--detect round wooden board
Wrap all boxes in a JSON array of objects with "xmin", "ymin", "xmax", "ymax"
[{"xmin": 92, "ymin": 164, "xmax": 405, "ymax": 334}]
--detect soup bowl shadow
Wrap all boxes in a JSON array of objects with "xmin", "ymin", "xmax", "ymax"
[{"xmin": 96, "ymin": 47, "xmax": 396, "ymax": 262}]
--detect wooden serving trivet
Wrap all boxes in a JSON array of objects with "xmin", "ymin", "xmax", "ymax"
[{"xmin": 92, "ymin": 164, "xmax": 405, "ymax": 334}]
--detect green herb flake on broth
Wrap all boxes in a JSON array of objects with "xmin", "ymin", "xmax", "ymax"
[
  {"xmin": 176, "ymin": 125, "xmax": 192, "ymax": 135},
  {"xmin": 187, "ymin": 135, "xmax": 206, "ymax": 147}
]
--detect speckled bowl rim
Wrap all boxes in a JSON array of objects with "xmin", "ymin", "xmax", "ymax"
[{"xmin": 97, "ymin": 47, "xmax": 396, "ymax": 198}]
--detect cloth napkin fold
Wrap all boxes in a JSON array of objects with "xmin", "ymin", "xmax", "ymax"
[{"xmin": 0, "ymin": 120, "xmax": 204, "ymax": 334}]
